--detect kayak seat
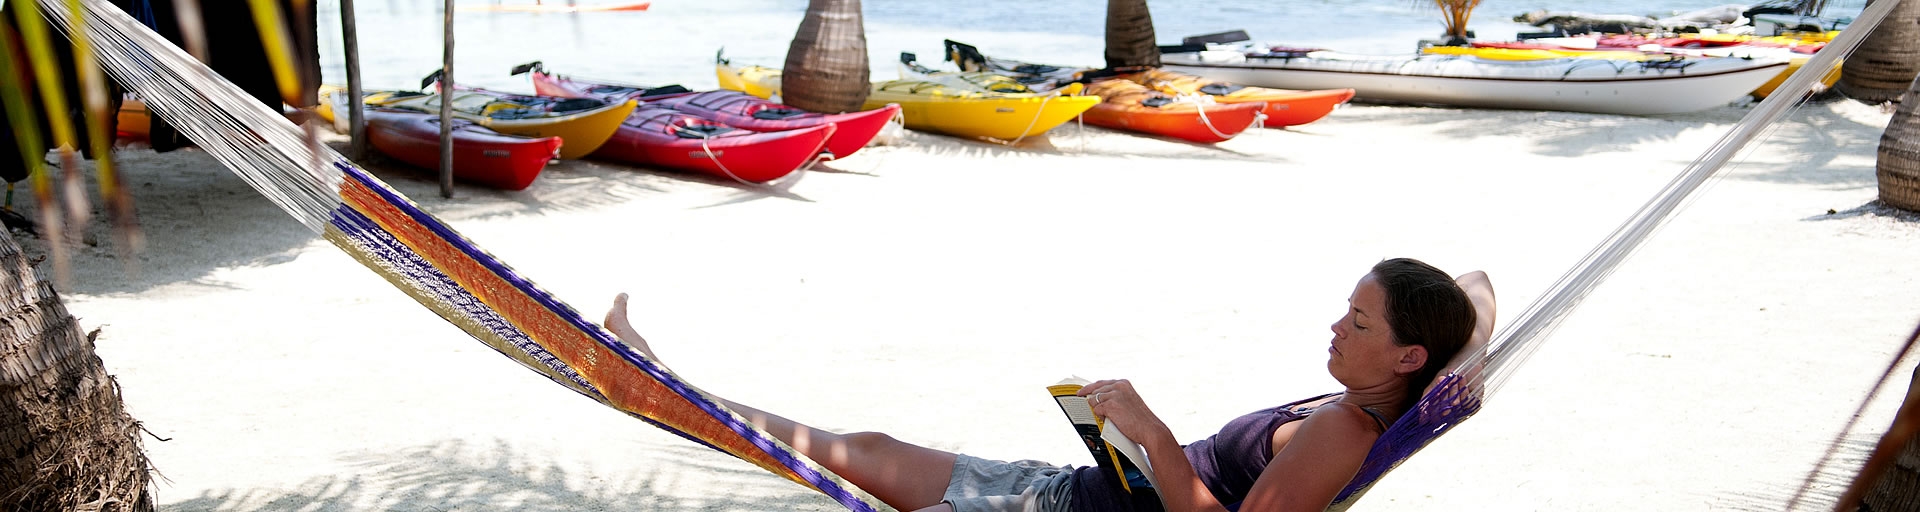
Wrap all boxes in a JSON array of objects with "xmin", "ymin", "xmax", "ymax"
[
  {"xmin": 749, "ymin": 105, "xmax": 808, "ymax": 120},
  {"xmin": 543, "ymin": 97, "xmax": 609, "ymax": 114},
  {"xmin": 638, "ymin": 84, "xmax": 692, "ymax": 97},
  {"xmin": 670, "ymin": 121, "xmax": 733, "ymax": 139},
  {"xmin": 588, "ymin": 84, "xmax": 644, "ymax": 96},
  {"xmin": 1199, "ymin": 83, "xmax": 1245, "ymax": 95}
]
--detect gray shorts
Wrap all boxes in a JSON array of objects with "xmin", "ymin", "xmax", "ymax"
[{"xmin": 941, "ymin": 454, "xmax": 1076, "ymax": 512}]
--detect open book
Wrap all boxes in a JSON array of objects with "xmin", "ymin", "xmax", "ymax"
[{"xmin": 1048, "ymin": 377, "xmax": 1160, "ymax": 493}]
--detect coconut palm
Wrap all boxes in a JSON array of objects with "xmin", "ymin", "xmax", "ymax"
[
  {"xmin": 1105, "ymin": 0, "xmax": 1158, "ymax": 69},
  {"xmin": 781, "ymin": 0, "xmax": 869, "ymax": 113},
  {"xmin": 1852, "ymin": 363, "xmax": 1920, "ymax": 510},
  {"xmin": 1879, "ymin": 73, "xmax": 1920, "ymax": 211},
  {"xmin": 0, "ymin": 4, "xmax": 153, "ymax": 511},
  {"xmin": 1835, "ymin": 0, "xmax": 1920, "ymax": 104},
  {"xmin": 0, "ymin": 226, "xmax": 153, "ymax": 512}
]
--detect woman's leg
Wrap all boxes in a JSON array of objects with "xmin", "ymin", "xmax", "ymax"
[{"xmin": 606, "ymin": 294, "xmax": 959, "ymax": 510}]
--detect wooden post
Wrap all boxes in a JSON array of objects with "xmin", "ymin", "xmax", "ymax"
[
  {"xmin": 340, "ymin": 0, "xmax": 366, "ymax": 160},
  {"xmin": 438, "ymin": 0, "xmax": 454, "ymax": 198}
]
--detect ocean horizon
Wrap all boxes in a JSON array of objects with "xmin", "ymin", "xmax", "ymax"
[{"xmin": 313, "ymin": 0, "xmax": 1869, "ymax": 94}]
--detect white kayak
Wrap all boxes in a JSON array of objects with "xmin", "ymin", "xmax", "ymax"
[{"xmin": 1160, "ymin": 47, "xmax": 1789, "ymax": 115}]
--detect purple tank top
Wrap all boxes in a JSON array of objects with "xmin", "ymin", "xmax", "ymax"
[{"xmin": 1067, "ymin": 393, "xmax": 1354, "ymax": 512}]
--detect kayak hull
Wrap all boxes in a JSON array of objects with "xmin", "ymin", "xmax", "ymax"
[
  {"xmin": 529, "ymin": 71, "xmax": 898, "ymax": 159},
  {"xmin": 1078, "ymin": 80, "xmax": 1265, "ymax": 144},
  {"xmin": 365, "ymin": 108, "xmax": 562, "ymax": 191},
  {"xmin": 591, "ymin": 106, "xmax": 835, "ymax": 183}
]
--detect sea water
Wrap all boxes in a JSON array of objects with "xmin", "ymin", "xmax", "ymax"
[{"xmin": 313, "ymin": 0, "xmax": 1868, "ymax": 94}]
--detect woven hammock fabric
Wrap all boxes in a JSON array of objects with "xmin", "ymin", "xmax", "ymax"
[
  {"xmin": 322, "ymin": 164, "xmax": 881, "ymax": 511},
  {"xmin": 37, "ymin": 1, "xmax": 886, "ymax": 510}
]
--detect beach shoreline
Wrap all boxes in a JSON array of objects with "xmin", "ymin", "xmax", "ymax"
[{"xmin": 21, "ymin": 98, "xmax": 1920, "ymax": 511}]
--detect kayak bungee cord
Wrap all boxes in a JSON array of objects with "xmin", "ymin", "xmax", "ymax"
[
  {"xmin": 1004, "ymin": 90, "xmax": 1056, "ymax": 146},
  {"xmin": 675, "ymin": 117, "xmax": 759, "ymax": 187}
]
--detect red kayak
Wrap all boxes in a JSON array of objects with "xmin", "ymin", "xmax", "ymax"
[
  {"xmin": 592, "ymin": 104, "xmax": 835, "ymax": 183},
  {"xmin": 365, "ymin": 108, "xmax": 562, "ymax": 191},
  {"xmin": 517, "ymin": 62, "xmax": 898, "ymax": 160}
]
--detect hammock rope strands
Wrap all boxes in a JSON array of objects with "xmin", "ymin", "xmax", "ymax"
[
  {"xmin": 1331, "ymin": 0, "xmax": 1904, "ymax": 506},
  {"xmin": 37, "ymin": 1, "xmax": 887, "ymax": 510}
]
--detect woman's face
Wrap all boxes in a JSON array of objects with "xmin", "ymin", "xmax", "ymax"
[{"xmin": 1327, "ymin": 274, "xmax": 1419, "ymax": 388}]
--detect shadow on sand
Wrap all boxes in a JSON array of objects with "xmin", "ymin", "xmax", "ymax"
[
  {"xmin": 1341, "ymin": 97, "xmax": 1886, "ymax": 177},
  {"xmin": 162, "ymin": 440, "xmax": 840, "ymax": 511},
  {"xmin": 879, "ymin": 123, "xmax": 1295, "ymax": 166},
  {"xmin": 1703, "ymin": 432, "xmax": 1876, "ymax": 511},
  {"xmin": 22, "ymin": 139, "xmax": 809, "ymax": 296}
]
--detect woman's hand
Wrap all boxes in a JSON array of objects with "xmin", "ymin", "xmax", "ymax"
[{"xmin": 1078, "ymin": 379, "xmax": 1175, "ymax": 447}]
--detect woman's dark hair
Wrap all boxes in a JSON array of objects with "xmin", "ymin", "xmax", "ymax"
[{"xmin": 1370, "ymin": 258, "xmax": 1476, "ymax": 409}]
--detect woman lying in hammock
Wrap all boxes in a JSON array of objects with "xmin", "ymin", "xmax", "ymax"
[{"xmin": 604, "ymin": 257, "xmax": 1496, "ymax": 512}]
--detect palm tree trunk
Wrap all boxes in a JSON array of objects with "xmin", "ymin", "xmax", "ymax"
[
  {"xmin": 1836, "ymin": 0, "xmax": 1920, "ymax": 104},
  {"xmin": 1860, "ymin": 365, "xmax": 1920, "ymax": 510},
  {"xmin": 0, "ymin": 228, "xmax": 152, "ymax": 512},
  {"xmin": 1105, "ymin": 0, "xmax": 1159, "ymax": 69},
  {"xmin": 781, "ymin": 0, "xmax": 869, "ymax": 113},
  {"xmin": 1880, "ymin": 73, "xmax": 1920, "ymax": 211}
]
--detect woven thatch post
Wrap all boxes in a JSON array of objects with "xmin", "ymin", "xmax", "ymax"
[
  {"xmin": 780, "ymin": 0, "xmax": 868, "ymax": 113},
  {"xmin": 0, "ymin": 228, "xmax": 153, "ymax": 512},
  {"xmin": 1835, "ymin": 0, "xmax": 1920, "ymax": 104},
  {"xmin": 340, "ymin": 0, "xmax": 365, "ymax": 160},
  {"xmin": 1105, "ymin": 0, "xmax": 1159, "ymax": 69},
  {"xmin": 437, "ymin": 0, "xmax": 454, "ymax": 198},
  {"xmin": 1879, "ymin": 73, "xmax": 1920, "ymax": 211}
]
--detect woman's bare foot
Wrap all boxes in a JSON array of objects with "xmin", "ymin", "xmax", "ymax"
[{"xmin": 604, "ymin": 293, "xmax": 668, "ymax": 366}]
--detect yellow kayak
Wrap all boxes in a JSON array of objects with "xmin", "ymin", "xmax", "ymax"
[
  {"xmin": 327, "ymin": 86, "xmax": 633, "ymax": 159},
  {"xmin": 715, "ymin": 59, "xmax": 786, "ymax": 101},
  {"xmin": 1421, "ymin": 46, "xmax": 1653, "ymax": 61},
  {"xmin": 1750, "ymin": 56, "xmax": 1844, "ymax": 98},
  {"xmin": 717, "ymin": 60, "xmax": 1098, "ymax": 141}
]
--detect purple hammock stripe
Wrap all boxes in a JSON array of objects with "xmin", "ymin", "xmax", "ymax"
[
  {"xmin": 330, "ymin": 163, "xmax": 878, "ymax": 512},
  {"xmin": 1334, "ymin": 373, "xmax": 1482, "ymax": 503}
]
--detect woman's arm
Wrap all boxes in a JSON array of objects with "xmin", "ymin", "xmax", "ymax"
[{"xmin": 1080, "ymin": 379, "xmax": 1233, "ymax": 512}]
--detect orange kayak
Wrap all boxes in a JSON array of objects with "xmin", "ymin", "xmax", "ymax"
[
  {"xmin": 1125, "ymin": 68, "xmax": 1352, "ymax": 128},
  {"xmin": 1078, "ymin": 80, "xmax": 1265, "ymax": 144}
]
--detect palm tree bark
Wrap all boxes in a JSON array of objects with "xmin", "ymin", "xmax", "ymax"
[
  {"xmin": 781, "ymin": 0, "xmax": 869, "ymax": 113},
  {"xmin": 1859, "ymin": 365, "xmax": 1920, "ymax": 510},
  {"xmin": 0, "ymin": 228, "xmax": 152, "ymax": 512},
  {"xmin": 1105, "ymin": 0, "xmax": 1159, "ymax": 69},
  {"xmin": 1880, "ymin": 73, "xmax": 1920, "ymax": 211},
  {"xmin": 1836, "ymin": 0, "xmax": 1920, "ymax": 104}
]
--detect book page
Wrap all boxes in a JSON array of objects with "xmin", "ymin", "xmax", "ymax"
[
  {"xmin": 1101, "ymin": 419, "xmax": 1158, "ymax": 490},
  {"xmin": 1050, "ymin": 377, "xmax": 1157, "ymax": 492}
]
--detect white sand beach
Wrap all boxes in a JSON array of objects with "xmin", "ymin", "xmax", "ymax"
[{"xmin": 23, "ymin": 97, "xmax": 1920, "ymax": 511}]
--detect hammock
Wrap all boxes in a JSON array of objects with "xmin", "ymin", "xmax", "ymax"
[
  {"xmin": 29, "ymin": 0, "xmax": 1903, "ymax": 509},
  {"xmin": 31, "ymin": 1, "xmax": 888, "ymax": 510}
]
